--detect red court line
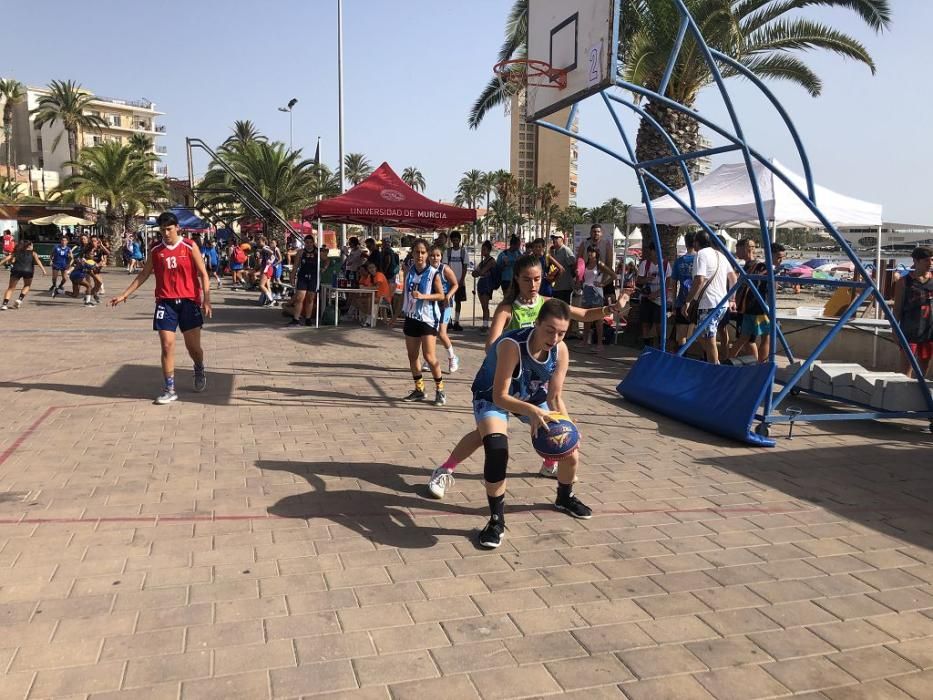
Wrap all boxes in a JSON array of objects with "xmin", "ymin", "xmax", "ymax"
[
  {"xmin": 0, "ymin": 505, "xmax": 809, "ymax": 526},
  {"xmin": 0, "ymin": 407, "xmax": 57, "ymax": 467}
]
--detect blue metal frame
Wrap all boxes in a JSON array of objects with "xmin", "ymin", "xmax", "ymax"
[{"xmin": 529, "ymin": 0, "xmax": 932, "ymax": 433}]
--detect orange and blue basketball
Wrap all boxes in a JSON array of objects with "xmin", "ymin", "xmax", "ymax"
[{"xmin": 531, "ymin": 413, "xmax": 580, "ymax": 459}]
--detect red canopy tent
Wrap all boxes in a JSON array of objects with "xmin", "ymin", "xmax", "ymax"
[{"xmin": 302, "ymin": 162, "xmax": 477, "ymax": 230}]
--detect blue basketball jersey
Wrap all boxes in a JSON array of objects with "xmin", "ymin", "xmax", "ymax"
[
  {"xmin": 52, "ymin": 245, "xmax": 71, "ymax": 268},
  {"xmin": 471, "ymin": 327, "xmax": 559, "ymax": 405},
  {"xmin": 403, "ymin": 263, "xmax": 441, "ymax": 328}
]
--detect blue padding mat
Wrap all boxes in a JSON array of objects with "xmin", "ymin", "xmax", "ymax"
[{"xmin": 617, "ymin": 348, "xmax": 776, "ymax": 447}]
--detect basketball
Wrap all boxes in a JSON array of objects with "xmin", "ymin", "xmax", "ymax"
[{"xmin": 531, "ymin": 413, "xmax": 580, "ymax": 459}]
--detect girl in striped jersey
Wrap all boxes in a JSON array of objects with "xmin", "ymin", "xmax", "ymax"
[{"xmin": 401, "ymin": 239, "xmax": 447, "ymax": 406}]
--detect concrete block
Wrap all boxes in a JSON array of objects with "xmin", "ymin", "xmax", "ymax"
[
  {"xmin": 880, "ymin": 380, "xmax": 933, "ymax": 412},
  {"xmin": 853, "ymin": 372, "xmax": 906, "ymax": 395},
  {"xmin": 811, "ymin": 363, "xmax": 867, "ymax": 385}
]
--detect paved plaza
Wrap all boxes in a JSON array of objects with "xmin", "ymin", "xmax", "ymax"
[{"xmin": 0, "ymin": 272, "xmax": 931, "ymax": 700}]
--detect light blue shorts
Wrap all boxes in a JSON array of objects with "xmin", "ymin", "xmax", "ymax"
[
  {"xmin": 473, "ymin": 398, "xmax": 549, "ymax": 424},
  {"xmin": 441, "ymin": 306, "xmax": 452, "ymax": 324}
]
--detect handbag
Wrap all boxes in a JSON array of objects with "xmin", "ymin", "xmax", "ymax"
[{"xmin": 684, "ymin": 251, "xmax": 721, "ymax": 324}]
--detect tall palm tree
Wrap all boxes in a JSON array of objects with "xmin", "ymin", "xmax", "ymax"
[
  {"xmin": 58, "ymin": 142, "xmax": 167, "ymax": 251},
  {"xmin": 457, "ymin": 169, "xmax": 485, "ymax": 245},
  {"xmin": 471, "ymin": 0, "xmax": 891, "ymax": 256},
  {"xmin": 199, "ymin": 140, "xmax": 322, "ymax": 235},
  {"xmin": 0, "ymin": 177, "xmax": 29, "ymax": 203},
  {"xmin": 223, "ymin": 120, "xmax": 267, "ymax": 148},
  {"xmin": 401, "ymin": 166, "xmax": 426, "ymax": 192},
  {"xmin": 481, "ymin": 170, "xmax": 497, "ymax": 235},
  {"xmin": 308, "ymin": 163, "xmax": 342, "ymax": 203},
  {"xmin": 31, "ymin": 79, "xmax": 108, "ymax": 166},
  {"xmin": 344, "ymin": 152, "xmax": 373, "ymax": 186},
  {"xmin": 537, "ymin": 182, "xmax": 559, "ymax": 235},
  {"xmin": 1, "ymin": 78, "xmax": 26, "ymax": 182}
]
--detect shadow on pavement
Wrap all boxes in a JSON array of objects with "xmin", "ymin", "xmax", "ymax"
[
  {"xmin": 259, "ymin": 460, "xmax": 488, "ymax": 549},
  {"xmin": 0, "ymin": 363, "xmax": 235, "ymax": 406},
  {"xmin": 697, "ymin": 442, "xmax": 933, "ymax": 551}
]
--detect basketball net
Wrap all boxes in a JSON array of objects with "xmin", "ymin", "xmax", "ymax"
[{"xmin": 497, "ymin": 65, "xmax": 527, "ymax": 118}]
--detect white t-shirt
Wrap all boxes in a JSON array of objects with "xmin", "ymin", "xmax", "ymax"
[
  {"xmin": 693, "ymin": 247, "xmax": 730, "ymax": 310},
  {"xmin": 444, "ymin": 245, "xmax": 470, "ymax": 281},
  {"xmin": 636, "ymin": 260, "xmax": 672, "ymax": 306}
]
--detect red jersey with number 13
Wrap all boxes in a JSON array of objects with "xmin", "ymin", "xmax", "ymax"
[{"xmin": 151, "ymin": 239, "xmax": 201, "ymax": 301}]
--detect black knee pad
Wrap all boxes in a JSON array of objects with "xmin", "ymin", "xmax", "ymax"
[{"xmin": 483, "ymin": 433, "xmax": 509, "ymax": 484}]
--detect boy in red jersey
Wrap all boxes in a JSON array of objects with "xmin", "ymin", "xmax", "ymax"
[{"xmin": 110, "ymin": 212, "xmax": 213, "ymax": 404}]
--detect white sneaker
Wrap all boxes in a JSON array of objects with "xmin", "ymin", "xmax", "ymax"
[
  {"xmin": 155, "ymin": 389, "xmax": 178, "ymax": 405},
  {"xmin": 421, "ymin": 361, "xmax": 430, "ymax": 372},
  {"xmin": 13, "ymin": 299, "xmax": 21, "ymax": 309},
  {"xmin": 427, "ymin": 467, "xmax": 455, "ymax": 499},
  {"xmin": 99, "ymin": 285, "xmax": 105, "ymax": 294},
  {"xmin": 448, "ymin": 354, "xmax": 460, "ymax": 373},
  {"xmin": 539, "ymin": 460, "xmax": 559, "ymax": 478}
]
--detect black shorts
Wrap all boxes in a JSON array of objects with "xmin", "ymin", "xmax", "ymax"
[
  {"xmin": 10, "ymin": 271, "xmax": 33, "ymax": 282},
  {"xmin": 674, "ymin": 307, "xmax": 692, "ymax": 325},
  {"xmin": 296, "ymin": 276, "xmax": 318, "ymax": 292},
  {"xmin": 552, "ymin": 289, "xmax": 572, "ymax": 305},
  {"xmin": 602, "ymin": 283, "xmax": 615, "ymax": 299},
  {"xmin": 641, "ymin": 302, "xmax": 663, "ymax": 325},
  {"xmin": 454, "ymin": 285, "xmax": 467, "ymax": 303},
  {"xmin": 500, "ymin": 281, "xmax": 512, "ymax": 293},
  {"xmin": 403, "ymin": 317, "xmax": 438, "ymax": 337}
]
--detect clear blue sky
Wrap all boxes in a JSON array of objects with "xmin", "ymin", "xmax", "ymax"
[{"xmin": 4, "ymin": 1, "xmax": 929, "ymax": 223}]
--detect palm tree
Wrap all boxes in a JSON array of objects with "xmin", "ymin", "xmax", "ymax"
[
  {"xmin": 127, "ymin": 133, "xmax": 153, "ymax": 156},
  {"xmin": 0, "ymin": 177, "xmax": 28, "ymax": 202},
  {"xmin": 537, "ymin": 182, "xmax": 559, "ymax": 235},
  {"xmin": 31, "ymin": 79, "xmax": 108, "ymax": 166},
  {"xmin": 471, "ymin": 0, "xmax": 891, "ymax": 257},
  {"xmin": 401, "ymin": 166, "xmax": 426, "ymax": 192},
  {"xmin": 223, "ymin": 120, "xmax": 267, "ymax": 148},
  {"xmin": 199, "ymin": 140, "xmax": 322, "ymax": 239},
  {"xmin": 457, "ymin": 169, "xmax": 485, "ymax": 245},
  {"xmin": 308, "ymin": 163, "xmax": 342, "ymax": 203},
  {"xmin": 344, "ymin": 153, "xmax": 373, "ymax": 186},
  {"xmin": 554, "ymin": 205, "xmax": 588, "ymax": 236},
  {"xmin": 1, "ymin": 78, "xmax": 26, "ymax": 182},
  {"xmin": 57, "ymin": 142, "xmax": 167, "ymax": 251}
]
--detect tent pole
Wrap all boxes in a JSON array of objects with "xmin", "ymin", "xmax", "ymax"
[
  {"xmin": 770, "ymin": 219, "xmax": 776, "ymax": 244},
  {"xmin": 316, "ymin": 219, "xmax": 322, "ymax": 329}
]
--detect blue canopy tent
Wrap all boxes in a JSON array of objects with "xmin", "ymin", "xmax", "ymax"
[{"xmin": 145, "ymin": 207, "xmax": 211, "ymax": 233}]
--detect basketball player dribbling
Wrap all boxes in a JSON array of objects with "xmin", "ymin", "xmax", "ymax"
[
  {"xmin": 464, "ymin": 299, "xmax": 589, "ymax": 548},
  {"xmin": 110, "ymin": 211, "xmax": 213, "ymax": 404}
]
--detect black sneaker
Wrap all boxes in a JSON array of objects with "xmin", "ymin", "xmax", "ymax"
[
  {"xmin": 304, "ymin": 318, "xmax": 313, "ymax": 327},
  {"xmin": 402, "ymin": 389, "xmax": 426, "ymax": 402},
  {"xmin": 433, "ymin": 390, "xmax": 446, "ymax": 406},
  {"xmin": 555, "ymin": 492, "xmax": 593, "ymax": 519},
  {"xmin": 478, "ymin": 515, "xmax": 505, "ymax": 548},
  {"xmin": 285, "ymin": 318, "xmax": 301, "ymax": 327}
]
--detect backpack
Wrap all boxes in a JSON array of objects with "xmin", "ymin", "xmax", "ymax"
[{"xmin": 232, "ymin": 246, "xmax": 247, "ymax": 264}]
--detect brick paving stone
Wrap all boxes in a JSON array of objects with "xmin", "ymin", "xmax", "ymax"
[
  {"xmin": 883, "ymin": 638, "xmax": 933, "ymax": 669},
  {"xmin": 749, "ymin": 627, "xmax": 839, "ymax": 660},
  {"xmin": 389, "ymin": 674, "xmax": 480, "ymax": 700},
  {"xmin": 353, "ymin": 649, "xmax": 439, "ymax": 687},
  {"xmin": 761, "ymin": 656, "xmax": 859, "ymax": 692},
  {"xmin": 619, "ymin": 644, "xmax": 708, "ymax": 679},
  {"xmin": 808, "ymin": 619, "xmax": 897, "ymax": 650},
  {"xmin": 890, "ymin": 669, "xmax": 933, "ymax": 698},
  {"xmin": 828, "ymin": 646, "xmax": 919, "ymax": 682},
  {"xmin": 502, "ymin": 631, "xmax": 587, "ymax": 664},
  {"xmin": 181, "ymin": 671, "xmax": 271, "ymax": 700},
  {"xmin": 686, "ymin": 636, "xmax": 772, "ymax": 668},
  {"xmin": 430, "ymin": 640, "xmax": 517, "ymax": 675},
  {"xmin": 123, "ymin": 650, "xmax": 212, "ymax": 688},
  {"xmin": 693, "ymin": 666, "xmax": 790, "ymax": 700},
  {"xmin": 822, "ymin": 680, "xmax": 915, "ymax": 700},
  {"xmin": 441, "ymin": 614, "xmax": 522, "ymax": 644},
  {"xmin": 546, "ymin": 652, "xmax": 634, "ymax": 689},
  {"xmin": 621, "ymin": 675, "xmax": 716, "ymax": 700},
  {"xmin": 469, "ymin": 664, "xmax": 561, "ymax": 699},
  {"xmin": 270, "ymin": 660, "xmax": 357, "ymax": 697}
]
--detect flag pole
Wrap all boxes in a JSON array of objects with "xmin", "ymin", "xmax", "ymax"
[{"xmin": 337, "ymin": 0, "xmax": 346, "ymax": 248}]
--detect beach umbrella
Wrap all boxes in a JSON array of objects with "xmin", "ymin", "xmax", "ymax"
[
  {"xmin": 29, "ymin": 213, "xmax": 95, "ymax": 226},
  {"xmin": 832, "ymin": 262, "xmax": 855, "ymax": 273},
  {"xmin": 803, "ymin": 258, "xmax": 832, "ymax": 269},
  {"xmin": 787, "ymin": 266, "xmax": 814, "ymax": 278}
]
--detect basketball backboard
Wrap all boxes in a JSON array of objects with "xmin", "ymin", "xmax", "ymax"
[{"xmin": 526, "ymin": 0, "xmax": 619, "ymax": 122}]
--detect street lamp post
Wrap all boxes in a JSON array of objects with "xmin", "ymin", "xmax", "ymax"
[{"xmin": 277, "ymin": 97, "xmax": 298, "ymax": 151}]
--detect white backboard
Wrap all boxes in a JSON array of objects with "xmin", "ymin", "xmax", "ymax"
[{"xmin": 526, "ymin": 0, "xmax": 619, "ymax": 122}]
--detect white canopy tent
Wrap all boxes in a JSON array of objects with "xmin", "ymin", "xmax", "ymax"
[{"xmin": 628, "ymin": 158, "xmax": 883, "ymax": 232}]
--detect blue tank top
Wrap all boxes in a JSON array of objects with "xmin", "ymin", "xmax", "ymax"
[
  {"xmin": 52, "ymin": 245, "xmax": 71, "ymax": 268},
  {"xmin": 471, "ymin": 327, "xmax": 559, "ymax": 405},
  {"xmin": 403, "ymin": 263, "xmax": 441, "ymax": 327}
]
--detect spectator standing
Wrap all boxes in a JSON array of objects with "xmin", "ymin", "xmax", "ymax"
[
  {"xmin": 683, "ymin": 230, "xmax": 735, "ymax": 364},
  {"xmin": 444, "ymin": 231, "xmax": 469, "ymax": 331},
  {"xmin": 473, "ymin": 240, "xmax": 497, "ymax": 331},
  {"xmin": 672, "ymin": 232, "xmax": 697, "ymax": 348},
  {"xmin": 636, "ymin": 240, "xmax": 673, "ymax": 347},
  {"xmin": 576, "ymin": 224, "xmax": 614, "ymax": 293},
  {"xmin": 496, "ymin": 235, "xmax": 523, "ymax": 294},
  {"xmin": 893, "ymin": 245, "xmax": 933, "ymax": 378}
]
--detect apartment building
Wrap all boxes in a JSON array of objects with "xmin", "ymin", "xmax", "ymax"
[
  {"xmin": 2, "ymin": 83, "xmax": 167, "ymax": 197},
  {"xmin": 509, "ymin": 93, "xmax": 578, "ymax": 210}
]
